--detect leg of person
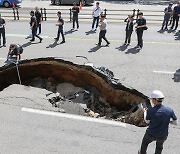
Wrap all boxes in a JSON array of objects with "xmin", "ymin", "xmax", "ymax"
[
  {"xmin": 128, "ymin": 32, "xmax": 132, "ymax": 44},
  {"xmin": 60, "ymin": 30, "xmax": 65, "ymax": 43},
  {"xmin": 76, "ymin": 16, "xmax": 79, "ymax": 29},
  {"xmin": 102, "ymin": 30, "xmax": 110, "ymax": 46},
  {"xmin": 164, "ymin": 18, "xmax": 169, "ymax": 29},
  {"xmin": 171, "ymin": 16, "xmax": 175, "ymax": 29},
  {"xmin": 140, "ymin": 133, "xmax": 154, "ymax": 154},
  {"xmin": 154, "ymin": 137, "xmax": 167, "ymax": 154},
  {"xmin": 33, "ymin": 28, "xmax": 42, "ymax": 42},
  {"xmin": 95, "ymin": 16, "xmax": 100, "ymax": 29},
  {"xmin": 139, "ymin": 30, "xmax": 143, "ymax": 48},
  {"xmin": 174, "ymin": 17, "xmax": 179, "ymax": 30},
  {"xmin": 161, "ymin": 18, "xmax": 166, "ymax": 30},
  {"xmin": 137, "ymin": 30, "xmax": 141, "ymax": 46},
  {"xmin": 55, "ymin": 28, "xmax": 60, "ymax": 41},
  {"xmin": 92, "ymin": 17, "xmax": 96, "ymax": 29},
  {"xmin": 98, "ymin": 30, "xmax": 103, "ymax": 45},
  {"xmin": 73, "ymin": 17, "xmax": 75, "ymax": 29},
  {"xmin": 31, "ymin": 29, "xmax": 35, "ymax": 41},
  {"xmin": 2, "ymin": 28, "xmax": 6, "ymax": 46},
  {"xmin": 39, "ymin": 23, "xmax": 41, "ymax": 34},
  {"xmin": 125, "ymin": 31, "xmax": 128, "ymax": 44}
]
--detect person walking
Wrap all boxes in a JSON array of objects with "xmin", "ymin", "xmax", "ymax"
[
  {"xmin": 35, "ymin": 6, "xmax": 42, "ymax": 35},
  {"xmin": 72, "ymin": 2, "xmax": 79, "ymax": 30},
  {"xmin": 139, "ymin": 90, "xmax": 177, "ymax": 154},
  {"xmin": 30, "ymin": 11, "xmax": 43, "ymax": 42},
  {"xmin": 97, "ymin": 14, "xmax": 110, "ymax": 46},
  {"xmin": 124, "ymin": 15, "xmax": 134, "ymax": 45},
  {"xmin": 161, "ymin": 3, "xmax": 173, "ymax": 30},
  {"xmin": 92, "ymin": 2, "xmax": 103, "ymax": 31},
  {"xmin": 0, "ymin": 13, "xmax": 6, "ymax": 47},
  {"xmin": 171, "ymin": 1, "xmax": 180, "ymax": 30},
  {"xmin": 135, "ymin": 12, "xmax": 147, "ymax": 49},
  {"xmin": 54, "ymin": 11, "xmax": 65, "ymax": 43}
]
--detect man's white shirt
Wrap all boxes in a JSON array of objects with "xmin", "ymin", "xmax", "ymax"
[{"xmin": 93, "ymin": 7, "xmax": 103, "ymax": 17}]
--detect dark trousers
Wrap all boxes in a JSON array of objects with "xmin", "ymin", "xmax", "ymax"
[
  {"xmin": 125, "ymin": 30, "xmax": 132, "ymax": 44},
  {"xmin": 92, "ymin": 16, "xmax": 99, "ymax": 29},
  {"xmin": 73, "ymin": 16, "xmax": 79, "ymax": 29},
  {"xmin": 137, "ymin": 30, "xmax": 144, "ymax": 48},
  {"xmin": 32, "ymin": 28, "xmax": 42, "ymax": 41},
  {"xmin": 171, "ymin": 15, "xmax": 179, "ymax": 30},
  {"xmin": 140, "ymin": 133, "xmax": 167, "ymax": 154},
  {"xmin": 0, "ymin": 28, "xmax": 6, "ymax": 45},
  {"xmin": 161, "ymin": 16, "xmax": 170, "ymax": 29},
  {"xmin": 57, "ymin": 28, "xmax": 65, "ymax": 41},
  {"xmin": 37, "ymin": 23, "xmax": 41, "ymax": 34},
  {"xmin": 98, "ymin": 30, "xmax": 109, "ymax": 45}
]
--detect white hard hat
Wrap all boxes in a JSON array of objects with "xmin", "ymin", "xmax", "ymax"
[{"xmin": 150, "ymin": 90, "xmax": 164, "ymax": 99}]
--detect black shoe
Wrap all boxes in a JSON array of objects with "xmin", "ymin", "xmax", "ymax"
[
  {"xmin": 105, "ymin": 42, "xmax": 110, "ymax": 47},
  {"xmin": 96, "ymin": 43, "xmax": 101, "ymax": 46},
  {"xmin": 30, "ymin": 39, "xmax": 35, "ymax": 42},
  {"xmin": 54, "ymin": 38, "xmax": 59, "ymax": 41},
  {"xmin": 3, "ymin": 44, "xmax": 6, "ymax": 47},
  {"xmin": 38, "ymin": 33, "xmax": 41, "ymax": 35},
  {"xmin": 40, "ymin": 38, "xmax": 43, "ymax": 43},
  {"xmin": 60, "ymin": 41, "xmax": 65, "ymax": 44}
]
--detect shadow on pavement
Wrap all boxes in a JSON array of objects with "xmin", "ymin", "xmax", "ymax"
[
  {"xmin": 167, "ymin": 29, "xmax": 176, "ymax": 33},
  {"xmin": 46, "ymin": 41, "xmax": 59, "ymax": 48},
  {"xmin": 88, "ymin": 45, "xmax": 101, "ymax": 52},
  {"xmin": 21, "ymin": 42, "xmax": 32, "ymax": 48},
  {"xmin": 64, "ymin": 29, "xmax": 77, "ymax": 35},
  {"xmin": 174, "ymin": 31, "xmax": 180, "ymax": 40},
  {"xmin": 172, "ymin": 69, "xmax": 180, "ymax": 82},
  {"xmin": 125, "ymin": 47, "xmax": 141, "ymax": 54},
  {"xmin": 115, "ymin": 44, "xmax": 128, "ymax": 51},
  {"xmin": 85, "ymin": 30, "xmax": 96, "ymax": 35}
]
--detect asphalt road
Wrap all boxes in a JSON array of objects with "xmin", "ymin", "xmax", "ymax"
[{"xmin": 0, "ymin": 20, "xmax": 180, "ymax": 153}]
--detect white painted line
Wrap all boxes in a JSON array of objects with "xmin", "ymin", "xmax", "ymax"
[
  {"xmin": 0, "ymin": 58, "xmax": 6, "ymax": 60},
  {"xmin": 153, "ymin": 71, "xmax": 179, "ymax": 75},
  {"xmin": 21, "ymin": 107, "xmax": 126, "ymax": 128}
]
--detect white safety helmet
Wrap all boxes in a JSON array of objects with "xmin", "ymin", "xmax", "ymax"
[{"xmin": 150, "ymin": 90, "xmax": 164, "ymax": 99}]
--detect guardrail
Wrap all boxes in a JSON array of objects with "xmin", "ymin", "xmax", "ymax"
[{"xmin": 0, "ymin": 7, "xmax": 167, "ymax": 24}]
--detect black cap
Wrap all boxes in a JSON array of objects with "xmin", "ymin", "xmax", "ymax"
[
  {"xmin": 169, "ymin": 3, "xmax": 173, "ymax": 5},
  {"xmin": 30, "ymin": 11, "xmax": 34, "ymax": 14}
]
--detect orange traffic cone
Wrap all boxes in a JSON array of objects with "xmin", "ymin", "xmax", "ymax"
[{"xmin": 79, "ymin": 2, "xmax": 82, "ymax": 10}]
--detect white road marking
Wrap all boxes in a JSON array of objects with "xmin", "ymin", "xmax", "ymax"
[
  {"xmin": 21, "ymin": 107, "xmax": 126, "ymax": 127},
  {"xmin": 0, "ymin": 58, "xmax": 6, "ymax": 61},
  {"xmin": 153, "ymin": 70, "xmax": 178, "ymax": 75}
]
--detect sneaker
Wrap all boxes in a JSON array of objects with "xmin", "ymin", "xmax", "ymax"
[
  {"xmin": 40, "ymin": 38, "xmax": 43, "ymax": 43},
  {"xmin": 105, "ymin": 42, "xmax": 110, "ymax": 46},
  {"xmin": 54, "ymin": 38, "xmax": 59, "ymax": 41},
  {"xmin": 30, "ymin": 39, "xmax": 35, "ymax": 42},
  {"xmin": 95, "ymin": 28, "xmax": 97, "ymax": 31},
  {"xmin": 76, "ymin": 28, "xmax": 79, "ymax": 31},
  {"xmin": 96, "ymin": 43, "xmax": 101, "ymax": 46},
  {"xmin": 123, "ymin": 42, "xmax": 127, "ymax": 45},
  {"xmin": 60, "ymin": 41, "xmax": 65, "ymax": 44}
]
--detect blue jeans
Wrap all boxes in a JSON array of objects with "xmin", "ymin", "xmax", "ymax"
[{"xmin": 140, "ymin": 133, "xmax": 167, "ymax": 154}]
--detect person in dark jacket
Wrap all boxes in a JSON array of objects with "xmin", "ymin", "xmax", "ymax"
[
  {"xmin": 124, "ymin": 15, "xmax": 134, "ymax": 45},
  {"xmin": 7, "ymin": 44, "xmax": 21, "ymax": 61},
  {"xmin": 54, "ymin": 11, "xmax": 65, "ymax": 43},
  {"xmin": 139, "ymin": 90, "xmax": 177, "ymax": 154},
  {"xmin": 161, "ymin": 3, "xmax": 173, "ymax": 30},
  {"xmin": 29, "ymin": 11, "xmax": 43, "ymax": 42},
  {"xmin": 35, "ymin": 6, "xmax": 42, "ymax": 35},
  {"xmin": 72, "ymin": 2, "xmax": 79, "ymax": 30},
  {"xmin": 0, "ymin": 13, "xmax": 6, "ymax": 47},
  {"xmin": 135, "ymin": 12, "xmax": 147, "ymax": 49},
  {"xmin": 171, "ymin": 1, "xmax": 180, "ymax": 30}
]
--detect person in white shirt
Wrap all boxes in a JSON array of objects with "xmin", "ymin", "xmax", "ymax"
[
  {"xmin": 92, "ymin": 2, "xmax": 103, "ymax": 31},
  {"xmin": 97, "ymin": 14, "xmax": 110, "ymax": 46}
]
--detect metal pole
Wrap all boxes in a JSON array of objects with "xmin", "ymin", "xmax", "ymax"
[
  {"xmin": 104, "ymin": 9, "xmax": 107, "ymax": 17},
  {"xmin": 15, "ymin": 63, "xmax": 22, "ymax": 85}
]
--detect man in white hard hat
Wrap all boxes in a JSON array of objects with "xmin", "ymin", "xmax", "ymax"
[{"xmin": 139, "ymin": 90, "xmax": 177, "ymax": 154}]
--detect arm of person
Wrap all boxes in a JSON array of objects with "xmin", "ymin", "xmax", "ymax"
[
  {"xmin": 143, "ymin": 108, "xmax": 150, "ymax": 124},
  {"xmin": 16, "ymin": 55, "xmax": 20, "ymax": 61},
  {"xmin": 170, "ymin": 110, "xmax": 178, "ymax": 125},
  {"xmin": 164, "ymin": 8, "xmax": 168, "ymax": 14},
  {"xmin": 124, "ymin": 17, "xmax": 129, "ymax": 22}
]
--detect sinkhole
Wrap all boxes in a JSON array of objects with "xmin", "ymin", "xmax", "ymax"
[{"xmin": 0, "ymin": 58, "xmax": 151, "ymax": 127}]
